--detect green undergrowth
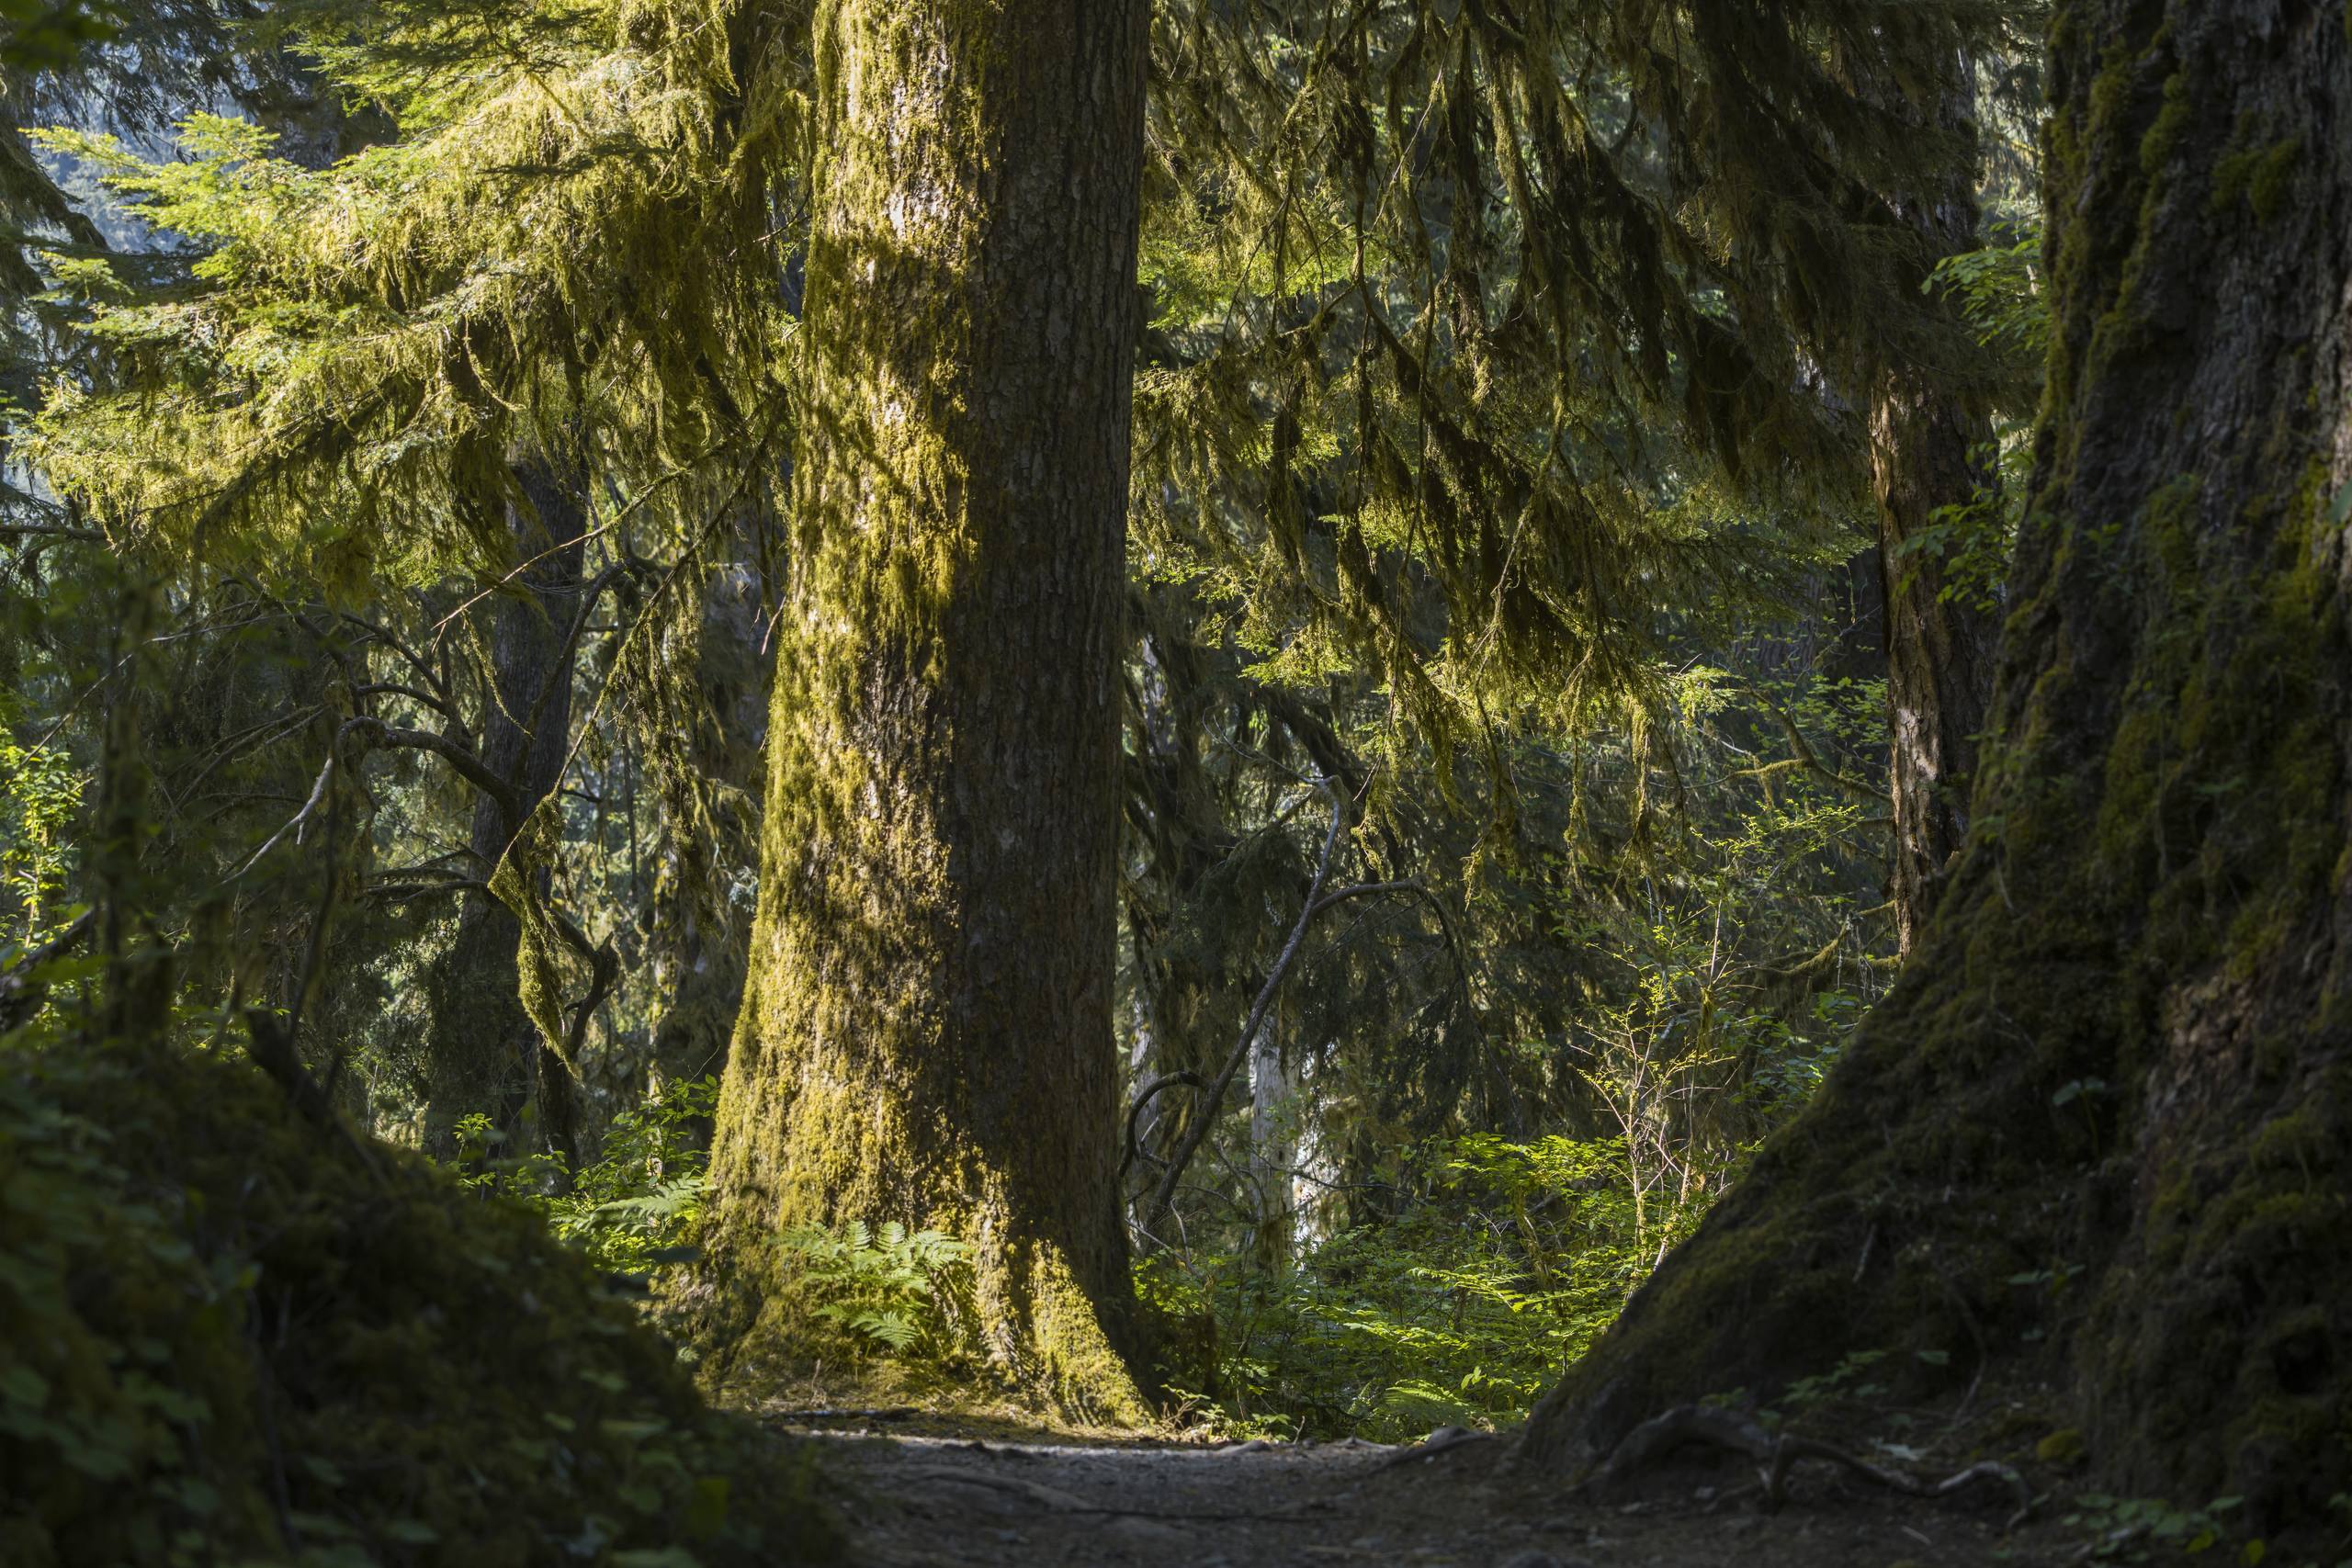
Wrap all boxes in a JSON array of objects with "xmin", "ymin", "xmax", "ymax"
[
  {"xmin": 462, "ymin": 1097, "xmax": 1091, "ymax": 1426},
  {"xmin": 682, "ymin": 1222, "xmax": 1042, "ymax": 1421},
  {"xmin": 770, "ymin": 1221, "xmax": 977, "ymax": 1361},
  {"xmin": 1137, "ymin": 1132, "xmax": 1726, "ymax": 1443},
  {"xmin": 453, "ymin": 1076, "xmax": 720, "ymax": 1276},
  {"xmin": 0, "ymin": 1018, "xmax": 839, "ymax": 1568}
]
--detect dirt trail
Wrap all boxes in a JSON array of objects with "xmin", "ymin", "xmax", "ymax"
[{"xmin": 795, "ymin": 1421, "xmax": 2075, "ymax": 1567}]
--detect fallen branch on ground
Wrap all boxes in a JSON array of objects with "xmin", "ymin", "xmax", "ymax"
[{"xmin": 1578, "ymin": 1404, "xmax": 2030, "ymax": 1529}]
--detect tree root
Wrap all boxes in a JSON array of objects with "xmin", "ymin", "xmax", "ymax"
[
  {"xmin": 1578, "ymin": 1404, "xmax": 2031, "ymax": 1529},
  {"xmin": 1366, "ymin": 1425, "xmax": 1497, "ymax": 1474}
]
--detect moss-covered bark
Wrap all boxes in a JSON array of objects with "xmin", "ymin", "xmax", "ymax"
[
  {"xmin": 697, "ymin": 1, "xmax": 1151, "ymax": 1421},
  {"xmin": 1524, "ymin": 0, "xmax": 2352, "ymax": 1540}
]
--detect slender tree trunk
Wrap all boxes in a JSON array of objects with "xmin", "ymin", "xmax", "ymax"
[
  {"xmin": 424, "ymin": 459, "xmax": 585, "ymax": 1160},
  {"xmin": 700, "ymin": 0, "xmax": 1150, "ymax": 1419},
  {"xmin": 1524, "ymin": 1, "xmax": 2352, "ymax": 1540},
  {"xmin": 1249, "ymin": 1023, "xmax": 1300, "ymax": 1269},
  {"xmin": 1871, "ymin": 61, "xmax": 2000, "ymax": 956},
  {"xmin": 1874, "ymin": 388, "xmax": 1997, "ymax": 955}
]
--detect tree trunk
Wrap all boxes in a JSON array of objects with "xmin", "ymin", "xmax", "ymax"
[
  {"xmin": 1249, "ymin": 1023, "xmax": 1300, "ymax": 1269},
  {"xmin": 1523, "ymin": 0, "xmax": 2352, "ymax": 1541},
  {"xmin": 424, "ymin": 459, "xmax": 585, "ymax": 1161},
  {"xmin": 1874, "ymin": 387, "xmax": 1997, "ymax": 956},
  {"xmin": 700, "ymin": 0, "xmax": 1150, "ymax": 1420},
  {"xmin": 1871, "ymin": 62, "xmax": 2000, "ymax": 956}
]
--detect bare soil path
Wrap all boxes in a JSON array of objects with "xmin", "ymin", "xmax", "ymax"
[{"xmin": 790, "ymin": 1420, "xmax": 2079, "ymax": 1567}]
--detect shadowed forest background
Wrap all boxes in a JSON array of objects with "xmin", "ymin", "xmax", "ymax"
[{"xmin": 1, "ymin": 1, "xmax": 2346, "ymax": 1565}]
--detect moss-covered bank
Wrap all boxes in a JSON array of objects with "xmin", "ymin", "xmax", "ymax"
[{"xmin": 0, "ymin": 1033, "xmax": 839, "ymax": 1567}]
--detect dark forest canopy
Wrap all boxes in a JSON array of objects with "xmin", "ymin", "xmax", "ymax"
[{"xmin": 2, "ymin": 1, "xmax": 2345, "ymax": 1564}]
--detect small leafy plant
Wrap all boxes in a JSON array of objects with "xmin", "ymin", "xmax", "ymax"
[
  {"xmin": 1777, "ymin": 1348, "xmax": 1894, "ymax": 1416},
  {"xmin": 2062, "ymin": 1493, "xmax": 2262, "ymax": 1563},
  {"xmin": 773, "ymin": 1220, "xmax": 975, "ymax": 1360}
]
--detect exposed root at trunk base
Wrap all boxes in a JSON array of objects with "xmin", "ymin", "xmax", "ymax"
[{"xmin": 1577, "ymin": 1404, "xmax": 2031, "ymax": 1529}]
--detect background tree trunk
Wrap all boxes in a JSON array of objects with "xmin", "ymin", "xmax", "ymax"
[
  {"xmin": 1873, "ymin": 381, "xmax": 1997, "ymax": 956},
  {"xmin": 644, "ymin": 553, "xmax": 772, "ymax": 1096},
  {"xmin": 1871, "ymin": 59, "xmax": 2000, "ymax": 956},
  {"xmin": 700, "ymin": 0, "xmax": 1151, "ymax": 1420},
  {"xmin": 424, "ymin": 459, "xmax": 585, "ymax": 1159},
  {"xmin": 1522, "ymin": 0, "xmax": 2352, "ymax": 1540},
  {"xmin": 1249, "ymin": 1022, "xmax": 1301, "ymax": 1270}
]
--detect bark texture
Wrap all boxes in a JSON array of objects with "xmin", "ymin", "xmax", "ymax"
[
  {"xmin": 701, "ymin": 0, "xmax": 1151, "ymax": 1419},
  {"xmin": 1873, "ymin": 381, "xmax": 1997, "ymax": 955},
  {"xmin": 1523, "ymin": 0, "xmax": 2352, "ymax": 1540},
  {"xmin": 1871, "ymin": 64, "xmax": 2000, "ymax": 956},
  {"xmin": 423, "ymin": 460, "xmax": 586, "ymax": 1158}
]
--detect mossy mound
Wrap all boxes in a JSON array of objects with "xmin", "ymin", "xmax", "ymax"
[{"xmin": 0, "ymin": 1036, "xmax": 840, "ymax": 1567}]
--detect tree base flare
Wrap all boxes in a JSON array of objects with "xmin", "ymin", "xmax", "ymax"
[{"xmin": 675, "ymin": 1209, "xmax": 1149, "ymax": 1432}]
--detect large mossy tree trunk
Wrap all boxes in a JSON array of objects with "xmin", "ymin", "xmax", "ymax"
[
  {"xmin": 1524, "ymin": 0, "xmax": 2351, "ymax": 1537},
  {"xmin": 700, "ymin": 0, "xmax": 1150, "ymax": 1420},
  {"xmin": 423, "ymin": 460, "xmax": 585, "ymax": 1159}
]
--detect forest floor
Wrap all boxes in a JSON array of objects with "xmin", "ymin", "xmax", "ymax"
[{"xmin": 779, "ymin": 1411, "xmax": 2099, "ymax": 1567}]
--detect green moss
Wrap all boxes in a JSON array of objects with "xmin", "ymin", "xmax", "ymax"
[
  {"xmin": 2136, "ymin": 69, "xmax": 2191, "ymax": 179},
  {"xmin": 2038, "ymin": 1427, "xmax": 2088, "ymax": 1464},
  {"xmin": 2143, "ymin": 474, "xmax": 2203, "ymax": 594},
  {"xmin": 2212, "ymin": 138, "xmax": 2301, "ymax": 221}
]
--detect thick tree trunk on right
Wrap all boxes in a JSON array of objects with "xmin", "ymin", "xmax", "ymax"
[{"xmin": 1524, "ymin": 1, "xmax": 2352, "ymax": 1541}]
